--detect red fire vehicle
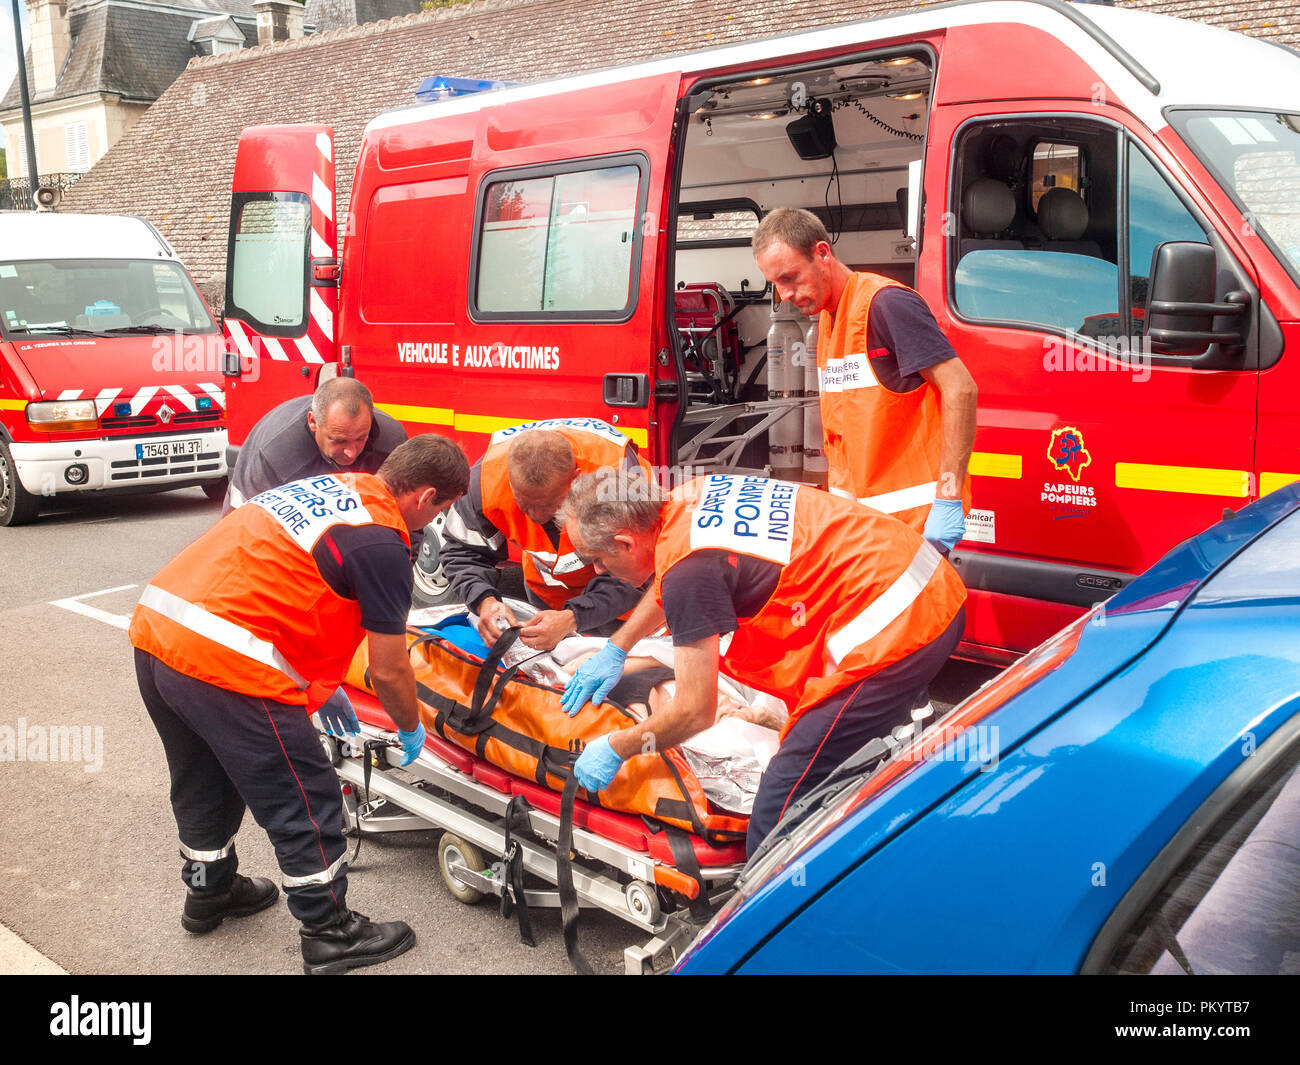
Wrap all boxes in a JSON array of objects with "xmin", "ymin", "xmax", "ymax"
[
  {"xmin": 1, "ymin": 210, "xmax": 228, "ymax": 525},
  {"xmin": 220, "ymin": 0, "xmax": 1300, "ymax": 662}
]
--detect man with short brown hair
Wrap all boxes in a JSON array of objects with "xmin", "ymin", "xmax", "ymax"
[
  {"xmin": 753, "ymin": 207, "xmax": 977, "ymax": 551},
  {"xmin": 131, "ymin": 433, "xmax": 468, "ymax": 974}
]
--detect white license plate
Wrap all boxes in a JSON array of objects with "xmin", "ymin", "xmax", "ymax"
[{"xmin": 136, "ymin": 439, "xmax": 203, "ymax": 459}]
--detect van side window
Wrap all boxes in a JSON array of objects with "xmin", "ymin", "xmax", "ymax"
[
  {"xmin": 472, "ymin": 159, "xmax": 645, "ymax": 320},
  {"xmin": 951, "ymin": 120, "xmax": 1120, "ymax": 339},
  {"xmin": 1126, "ymin": 142, "xmax": 1210, "ymax": 337},
  {"xmin": 226, "ymin": 194, "xmax": 311, "ymax": 335}
]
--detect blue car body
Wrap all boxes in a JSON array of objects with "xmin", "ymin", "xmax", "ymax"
[{"xmin": 675, "ymin": 485, "xmax": 1300, "ymax": 974}]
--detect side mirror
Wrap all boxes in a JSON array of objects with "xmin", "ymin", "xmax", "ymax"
[{"xmin": 1144, "ymin": 241, "xmax": 1248, "ymax": 356}]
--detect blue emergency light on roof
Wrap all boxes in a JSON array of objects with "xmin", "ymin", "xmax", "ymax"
[{"xmin": 414, "ymin": 75, "xmax": 518, "ymax": 103}]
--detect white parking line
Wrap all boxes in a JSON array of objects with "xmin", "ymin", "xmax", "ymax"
[{"xmin": 49, "ymin": 585, "xmax": 138, "ymax": 631}]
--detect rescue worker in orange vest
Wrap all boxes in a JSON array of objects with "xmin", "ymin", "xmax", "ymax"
[
  {"xmin": 440, "ymin": 418, "xmax": 654, "ymax": 651},
  {"xmin": 752, "ymin": 207, "xmax": 978, "ymax": 551},
  {"xmin": 129, "ymin": 434, "xmax": 469, "ymax": 974},
  {"xmin": 560, "ymin": 467, "xmax": 967, "ymax": 855}
]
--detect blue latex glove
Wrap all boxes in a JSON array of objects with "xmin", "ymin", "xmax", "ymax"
[
  {"xmin": 573, "ymin": 734, "xmax": 625, "ymax": 793},
  {"xmin": 317, "ymin": 688, "xmax": 360, "ymax": 740},
  {"xmin": 923, "ymin": 498, "xmax": 966, "ymax": 553},
  {"xmin": 560, "ymin": 642, "xmax": 628, "ymax": 717},
  {"xmin": 396, "ymin": 722, "xmax": 426, "ymax": 767}
]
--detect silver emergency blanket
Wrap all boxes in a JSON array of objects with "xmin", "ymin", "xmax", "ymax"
[{"xmin": 407, "ymin": 599, "xmax": 786, "ymax": 815}]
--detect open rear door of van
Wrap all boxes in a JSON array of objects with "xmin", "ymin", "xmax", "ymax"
[{"xmin": 222, "ymin": 124, "xmax": 338, "ymax": 445}]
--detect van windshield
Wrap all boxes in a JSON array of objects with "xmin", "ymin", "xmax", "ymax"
[
  {"xmin": 0, "ymin": 258, "xmax": 216, "ymax": 339},
  {"xmin": 1173, "ymin": 110, "xmax": 1300, "ymax": 287}
]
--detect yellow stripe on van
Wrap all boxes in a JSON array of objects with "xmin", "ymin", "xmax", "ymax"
[
  {"xmin": 374, "ymin": 402, "xmax": 453, "ymax": 426},
  {"xmin": 0, "ymin": 399, "xmax": 28, "ymax": 411},
  {"xmin": 969, "ymin": 451, "xmax": 1022, "ymax": 479},
  {"xmin": 1261, "ymin": 472, "xmax": 1300, "ymax": 497},
  {"xmin": 1115, "ymin": 462, "xmax": 1251, "ymax": 498}
]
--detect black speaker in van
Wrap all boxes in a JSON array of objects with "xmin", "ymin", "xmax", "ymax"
[{"xmin": 786, "ymin": 97, "xmax": 837, "ymax": 160}]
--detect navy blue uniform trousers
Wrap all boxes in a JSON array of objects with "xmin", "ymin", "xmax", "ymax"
[
  {"xmin": 135, "ymin": 648, "xmax": 347, "ymax": 923},
  {"xmin": 746, "ymin": 606, "xmax": 965, "ymax": 856}
]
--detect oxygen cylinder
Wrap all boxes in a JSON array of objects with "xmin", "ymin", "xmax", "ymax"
[
  {"xmin": 802, "ymin": 313, "xmax": 828, "ymax": 487},
  {"xmin": 766, "ymin": 298, "xmax": 803, "ymax": 481}
]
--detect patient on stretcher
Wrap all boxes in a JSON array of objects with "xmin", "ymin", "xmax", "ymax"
[{"xmin": 410, "ymin": 599, "xmax": 785, "ymax": 815}]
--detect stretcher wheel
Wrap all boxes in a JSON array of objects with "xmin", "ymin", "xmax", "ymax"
[
  {"xmin": 625, "ymin": 880, "xmax": 661, "ymax": 924},
  {"xmin": 438, "ymin": 832, "xmax": 486, "ymax": 905}
]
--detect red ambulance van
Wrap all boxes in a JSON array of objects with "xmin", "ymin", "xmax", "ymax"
[
  {"xmin": 219, "ymin": 0, "xmax": 1300, "ymax": 662},
  {"xmin": 1, "ymin": 210, "xmax": 228, "ymax": 525}
]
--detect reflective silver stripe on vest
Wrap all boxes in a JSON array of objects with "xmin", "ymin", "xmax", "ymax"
[
  {"xmin": 227, "ymin": 483, "xmax": 246, "ymax": 509},
  {"xmin": 281, "ymin": 852, "xmax": 348, "ymax": 889},
  {"xmin": 179, "ymin": 835, "xmax": 236, "ymax": 862},
  {"xmin": 526, "ymin": 549, "xmax": 585, "ymax": 586},
  {"xmin": 443, "ymin": 506, "xmax": 505, "ymax": 551},
  {"xmin": 825, "ymin": 541, "xmax": 944, "ymax": 667},
  {"xmin": 856, "ymin": 481, "xmax": 938, "ymax": 515},
  {"xmin": 138, "ymin": 584, "xmax": 309, "ymax": 690}
]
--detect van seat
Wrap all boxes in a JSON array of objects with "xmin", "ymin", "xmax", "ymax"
[
  {"xmin": 1037, "ymin": 187, "xmax": 1102, "ymax": 258},
  {"xmin": 959, "ymin": 178, "xmax": 1024, "ymax": 258}
]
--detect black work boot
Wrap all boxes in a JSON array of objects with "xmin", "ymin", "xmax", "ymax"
[
  {"xmin": 300, "ymin": 908, "xmax": 416, "ymax": 975},
  {"xmin": 182, "ymin": 874, "xmax": 280, "ymax": 934}
]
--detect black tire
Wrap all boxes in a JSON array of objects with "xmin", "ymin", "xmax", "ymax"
[
  {"xmin": 0, "ymin": 442, "xmax": 41, "ymax": 527},
  {"xmin": 201, "ymin": 476, "xmax": 229, "ymax": 503}
]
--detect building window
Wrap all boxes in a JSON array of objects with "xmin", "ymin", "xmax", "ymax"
[{"xmin": 65, "ymin": 122, "xmax": 90, "ymax": 173}]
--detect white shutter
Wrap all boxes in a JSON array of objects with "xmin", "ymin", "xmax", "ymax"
[{"xmin": 64, "ymin": 122, "xmax": 89, "ymax": 173}]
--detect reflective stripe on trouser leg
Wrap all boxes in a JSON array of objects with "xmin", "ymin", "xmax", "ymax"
[
  {"xmin": 179, "ymin": 835, "xmax": 237, "ymax": 863},
  {"xmin": 282, "ymin": 852, "xmax": 348, "ymax": 890}
]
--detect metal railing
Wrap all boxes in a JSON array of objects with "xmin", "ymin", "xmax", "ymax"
[{"xmin": 0, "ymin": 172, "xmax": 85, "ymax": 211}]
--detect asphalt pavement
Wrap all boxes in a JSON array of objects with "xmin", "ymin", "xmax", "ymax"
[{"xmin": 0, "ymin": 487, "xmax": 998, "ymax": 975}]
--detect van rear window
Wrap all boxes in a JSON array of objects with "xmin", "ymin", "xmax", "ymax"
[{"xmin": 472, "ymin": 158, "xmax": 646, "ymax": 321}]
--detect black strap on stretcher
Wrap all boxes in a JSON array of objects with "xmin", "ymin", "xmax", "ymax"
[
  {"xmin": 556, "ymin": 771, "xmax": 595, "ymax": 975},
  {"xmin": 499, "ymin": 795, "xmax": 536, "ymax": 948},
  {"xmin": 646, "ymin": 820, "xmax": 712, "ymax": 922},
  {"xmin": 348, "ymin": 737, "xmax": 397, "ymax": 868}
]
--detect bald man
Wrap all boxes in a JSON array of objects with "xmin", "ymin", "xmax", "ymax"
[
  {"xmin": 223, "ymin": 377, "xmax": 407, "ymax": 514},
  {"xmin": 440, "ymin": 418, "xmax": 652, "ymax": 651}
]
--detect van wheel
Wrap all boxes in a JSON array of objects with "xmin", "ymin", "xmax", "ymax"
[
  {"xmin": 201, "ymin": 476, "xmax": 228, "ymax": 503},
  {"xmin": 0, "ymin": 442, "xmax": 41, "ymax": 526}
]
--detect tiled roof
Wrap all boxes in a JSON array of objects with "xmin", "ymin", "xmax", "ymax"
[
  {"xmin": 306, "ymin": 0, "xmax": 424, "ymax": 34},
  {"xmin": 60, "ymin": 0, "xmax": 1300, "ymax": 302},
  {"xmin": 1, "ymin": 1, "xmax": 259, "ymax": 111}
]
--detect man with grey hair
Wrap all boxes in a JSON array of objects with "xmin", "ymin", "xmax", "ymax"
[
  {"xmin": 441, "ymin": 418, "xmax": 651, "ymax": 651},
  {"xmin": 561, "ymin": 466, "xmax": 967, "ymax": 855},
  {"xmin": 222, "ymin": 377, "xmax": 407, "ymax": 514},
  {"xmin": 752, "ymin": 207, "xmax": 977, "ymax": 553}
]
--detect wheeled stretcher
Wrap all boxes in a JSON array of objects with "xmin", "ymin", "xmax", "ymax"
[{"xmin": 319, "ymin": 626, "xmax": 756, "ymax": 974}]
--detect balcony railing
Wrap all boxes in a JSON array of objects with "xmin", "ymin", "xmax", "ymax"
[{"xmin": 0, "ymin": 172, "xmax": 85, "ymax": 211}]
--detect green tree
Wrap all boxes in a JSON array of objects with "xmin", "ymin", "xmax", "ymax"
[
  {"xmin": 421, "ymin": 0, "xmax": 473, "ymax": 9},
  {"xmin": 0, "ymin": 148, "xmax": 7, "ymax": 181}
]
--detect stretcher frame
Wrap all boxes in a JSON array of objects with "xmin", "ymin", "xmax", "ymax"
[{"xmin": 320, "ymin": 716, "xmax": 745, "ymax": 974}]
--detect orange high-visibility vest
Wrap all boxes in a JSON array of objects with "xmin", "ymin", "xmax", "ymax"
[
  {"xmin": 818, "ymin": 273, "xmax": 970, "ymax": 531},
  {"xmin": 653, "ymin": 474, "xmax": 966, "ymax": 737},
  {"xmin": 129, "ymin": 473, "xmax": 409, "ymax": 710},
  {"xmin": 480, "ymin": 418, "xmax": 651, "ymax": 612}
]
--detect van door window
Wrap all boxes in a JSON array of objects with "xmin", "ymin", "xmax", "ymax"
[
  {"xmin": 1126, "ymin": 143, "xmax": 1210, "ymax": 338},
  {"xmin": 226, "ymin": 193, "xmax": 311, "ymax": 335},
  {"xmin": 473, "ymin": 160, "xmax": 645, "ymax": 320},
  {"xmin": 952, "ymin": 120, "xmax": 1120, "ymax": 339}
]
